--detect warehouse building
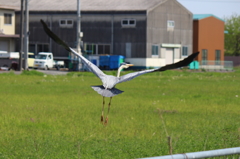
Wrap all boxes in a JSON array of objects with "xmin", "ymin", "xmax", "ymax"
[
  {"xmin": 0, "ymin": 0, "xmax": 193, "ymax": 68},
  {"xmin": 193, "ymin": 14, "xmax": 225, "ymax": 69}
]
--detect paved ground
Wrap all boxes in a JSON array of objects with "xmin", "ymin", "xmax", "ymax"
[
  {"xmin": 0, "ymin": 69, "xmax": 69, "ymax": 75},
  {"xmin": 36, "ymin": 69, "xmax": 69, "ymax": 75}
]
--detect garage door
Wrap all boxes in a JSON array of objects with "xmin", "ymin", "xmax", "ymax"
[{"xmin": 0, "ymin": 40, "xmax": 9, "ymax": 52}]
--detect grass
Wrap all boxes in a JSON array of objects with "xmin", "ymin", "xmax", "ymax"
[{"xmin": 0, "ymin": 69, "xmax": 240, "ymax": 158}]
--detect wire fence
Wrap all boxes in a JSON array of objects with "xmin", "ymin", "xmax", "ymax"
[{"xmin": 199, "ymin": 61, "xmax": 233, "ymax": 71}]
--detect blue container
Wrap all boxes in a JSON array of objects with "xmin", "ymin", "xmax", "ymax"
[
  {"xmin": 91, "ymin": 59, "xmax": 97, "ymax": 65},
  {"xmin": 99, "ymin": 55, "xmax": 110, "ymax": 69},
  {"xmin": 109, "ymin": 55, "xmax": 125, "ymax": 69},
  {"xmin": 194, "ymin": 61, "xmax": 199, "ymax": 69},
  {"xmin": 189, "ymin": 61, "xmax": 199, "ymax": 69}
]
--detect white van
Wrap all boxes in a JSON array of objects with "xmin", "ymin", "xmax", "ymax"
[{"xmin": 34, "ymin": 52, "xmax": 54, "ymax": 70}]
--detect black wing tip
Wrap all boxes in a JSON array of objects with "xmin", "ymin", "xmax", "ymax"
[
  {"xmin": 192, "ymin": 51, "xmax": 200, "ymax": 58},
  {"xmin": 190, "ymin": 52, "xmax": 199, "ymax": 62},
  {"xmin": 40, "ymin": 19, "xmax": 48, "ymax": 28},
  {"xmin": 185, "ymin": 51, "xmax": 199, "ymax": 62},
  {"xmin": 40, "ymin": 19, "xmax": 71, "ymax": 52},
  {"xmin": 155, "ymin": 51, "xmax": 200, "ymax": 72},
  {"xmin": 183, "ymin": 51, "xmax": 200, "ymax": 65}
]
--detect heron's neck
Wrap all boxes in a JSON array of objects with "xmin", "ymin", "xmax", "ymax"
[{"xmin": 117, "ymin": 65, "xmax": 125, "ymax": 77}]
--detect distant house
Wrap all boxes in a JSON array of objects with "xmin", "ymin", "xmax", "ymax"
[
  {"xmin": 1, "ymin": 0, "xmax": 193, "ymax": 68},
  {"xmin": 193, "ymin": 14, "xmax": 225, "ymax": 65},
  {"xmin": 0, "ymin": 5, "xmax": 19, "ymax": 52}
]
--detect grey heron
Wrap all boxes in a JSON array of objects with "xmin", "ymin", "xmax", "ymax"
[{"xmin": 40, "ymin": 20, "xmax": 199, "ymax": 125}]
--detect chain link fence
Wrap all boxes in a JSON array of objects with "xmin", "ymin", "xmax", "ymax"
[{"xmin": 199, "ymin": 61, "xmax": 233, "ymax": 71}]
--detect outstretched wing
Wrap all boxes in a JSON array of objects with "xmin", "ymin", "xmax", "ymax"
[
  {"xmin": 155, "ymin": 52, "xmax": 199, "ymax": 71},
  {"xmin": 116, "ymin": 52, "xmax": 199, "ymax": 84},
  {"xmin": 40, "ymin": 19, "xmax": 106, "ymax": 80}
]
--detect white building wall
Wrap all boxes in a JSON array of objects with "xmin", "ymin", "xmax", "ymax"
[{"xmin": 125, "ymin": 57, "xmax": 183, "ymax": 68}]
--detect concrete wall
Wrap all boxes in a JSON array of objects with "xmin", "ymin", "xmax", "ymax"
[{"xmin": 125, "ymin": 57, "xmax": 183, "ymax": 68}]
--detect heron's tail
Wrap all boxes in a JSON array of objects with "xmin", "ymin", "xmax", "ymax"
[{"xmin": 91, "ymin": 85, "xmax": 124, "ymax": 97}]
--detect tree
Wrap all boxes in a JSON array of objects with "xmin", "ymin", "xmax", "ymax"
[{"xmin": 224, "ymin": 14, "xmax": 240, "ymax": 56}]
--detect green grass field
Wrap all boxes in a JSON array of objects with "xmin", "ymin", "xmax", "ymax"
[{"xmin": 0, "ymin": 69, "xmax": 239, "ymax": 158}]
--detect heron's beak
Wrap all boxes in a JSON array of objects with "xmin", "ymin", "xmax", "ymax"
[{"xmin": 127, "ymin": 64, "xmax": 134, "ymax": 67}]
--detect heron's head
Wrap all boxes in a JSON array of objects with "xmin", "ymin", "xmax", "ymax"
[
  {"xmin": 117, "ymin": 63, "xmax": 134, "ymax": 77},
  {"xmin": 120, "ymin": 62, "xmax": 134, "ymax": 69}
]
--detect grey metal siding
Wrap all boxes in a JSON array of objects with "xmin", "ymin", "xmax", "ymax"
[
  {"xmin": 15, "ymin": 13, "xmax": 78, "ymax": 58},
  {"xmin": 15, "ymin": 11, "xmax": 147, "ymax": 59},
  {"xmin": 112, "ymin": 14, "xmax": 146, "ymax": 57},
  {"xmin": 82, "ymin": 13, "xmax": 147, "ymax": 57},
  {"xmin": 147, "ymin": 0, "xmax": 192, "ymax": 57}
]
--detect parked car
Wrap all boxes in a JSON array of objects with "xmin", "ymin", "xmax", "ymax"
[
  {"xmin": 34, "ymin": 52, "xmax": 54, "ymax": 70},
  {"xmin": 34, "ymin": 52, "xmax": 64, "ymax": 70},
  {"xmin": 24, "ymin": 52, "xmax": 35, "ymax": 68}
]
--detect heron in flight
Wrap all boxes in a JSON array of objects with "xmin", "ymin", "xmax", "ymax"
[{"xmin": 40, "ymin": 20, "xmax": 199, "ymax": 125}]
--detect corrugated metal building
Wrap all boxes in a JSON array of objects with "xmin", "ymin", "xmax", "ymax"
[{"xmin": 0, "ymin": 0, "xmax": 193, "ymax": 68}]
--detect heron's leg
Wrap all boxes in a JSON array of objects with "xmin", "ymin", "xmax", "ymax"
[
  {"xmin": 101, "ymin": 96, "xmax": 105, "ymax": 123},
  {"xmin": 104, "ymin": 97, "xmax": 112, "ymax": 125}
]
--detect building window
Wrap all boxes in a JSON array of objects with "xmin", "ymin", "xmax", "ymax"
[
  {"xmin": 121, "ymin": 19, "xmax": 136, "ymax": 27},
  {"xmin": 182, "ymin": 46, "xmax": 188, "ymax": 56},
  {"xmin": 98, "ymin": 44, "xmax": 110, "ymax": 54},
  {"xmin": 167, "ymin": 20, "xmax": 175, "ymax": 28},
  {"xmin": 215, "ymin": 50, "xmax": 221, "ymax": 65},
  {"xmin": 59, "ymin": 19, "xmax": 73, "ymax": 28},
  {"xmin": 152, "ymin": 45, "xmax": 159, "ymax": 57},
  {"xmin": 85, "ymin": 44, "xmax": 97, "ymax": 54},
  {"xmin": 4, "ymin": 14, "xmax": 12, "ymax": 25},
  {"xmin": 202, "ymin": 49, "xmax": 208, "ymax": 65},
  {"xmin": 85, "ymin": 43, "xmax": 110, "ymax": 55},
  {"xmin": 167, "ymin": 20, "xmax": 174, "ymax": 31}
]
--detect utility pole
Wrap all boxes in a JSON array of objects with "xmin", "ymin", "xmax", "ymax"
[
  {"xmin": 23, "ymin": 0, "xmax": 29, "ymax": 70},
  {"xmin": 19, "ymin": 0, "xmax": 24, "ymax": 71},
  {"xmin": 76, "ymin": 0, "xmax": 82, "ymax": 70}
]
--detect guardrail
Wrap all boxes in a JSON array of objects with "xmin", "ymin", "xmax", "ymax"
[{"xmin": 139, "ymin": 147, "xmax": 240, "ymax": 159}]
